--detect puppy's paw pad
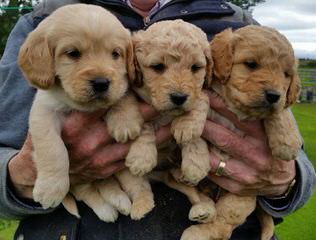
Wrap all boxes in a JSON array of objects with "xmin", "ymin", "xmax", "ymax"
[
  {"xmin": 130, "ymin": 193, "xmax": 155, "ymax": 220},
  {"xmin": 189, "ymin": 201, "xmax": 216, "ymax": 223},
  {"xmin": 181, "ymin": 226, "xmax": 208, "ymax": 240},
  {"xmin": 172, "ymin": 119, "xmax": 202, "ymax": 144},
  {"xmin": 113, "ymin": 193, "xmax": 132, "ymax": 216},
  {"xmin": 94, "ymin": 204, "xmax": 118, "ymax": 223},
  {"xmin": 126, "ymin": 144, "xmax": 157, "ymax": 176},
  {"xmin": 109, "ymin": 122, "xmax": 142, "ymax": 143},
  {"xmin": 33, "ymin": 177, "xmax": 69, "ymax": 209}
]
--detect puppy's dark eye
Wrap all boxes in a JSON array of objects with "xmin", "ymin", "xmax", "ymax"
[
  {"xmin": 284, "ymin": 71, "xmax": 291, "ymax": 78},
  {"xmin": 191, "ymin": 64, "xmax": 202, "ymax": 73},
  {"xmin": 244, "ymin": 61, "xmax": 258, "ymax": 70},
  {"xmin": 112, "ymin": 49, "xmax": 120, "ymax": 60},
  {"xmin": 66, "ymin": 49, "xmax": 81, "ymax": 59},
  {"xmin": 150, "ymin": 63, "xmax": 166, "ymax": 73}
]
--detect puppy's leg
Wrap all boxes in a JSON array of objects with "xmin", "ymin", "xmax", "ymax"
[
  {"xmin": 153, "ymin": 170, "xmax": 216, "ymax": 223},
  {"xmin": 95, "ymin": 177, "xmax": 131, "ymax": 216},
  {"xmin": 115, "ymin": 169, "xmax": 155, "ymax": 220},
  {"xmin": 30, "ymin": 98, "xmax": 69, "ymax": 209},
  {"xmin": 180, "ymin": 138, "xmax": 210, "ymax": 185},
  {"xmin": 71, "ymin": 182, "xmax": 119, "ymax": 222},
  {"xmin": 106, "ymin": 93, "xmax": 144, "ymax": 143},
  {"xmin": 181, "ymin": 193, "xmax": 257, "ymax": 240},
  {"xmin": 265, "ymin": 108, "xmax": 302, "ymax": 161},
  {"xmin": 171, "ymin": 92, "xmax": 209, "ymax": 144},
  {"xmin": 126, "ymin": 123, "xmax": 157, "ymax": 176}
]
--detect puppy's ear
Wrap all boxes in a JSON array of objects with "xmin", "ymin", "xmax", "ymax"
[
  {"xmin": 286, "ymin": 69, "xmax": 301, "ymax": 108},
  {"xmin": 126, "ymin": 40, "xmax": 136, "ymax": 83},
  {"xmin": 18, "ymin": 23, "xmax": 55, "ymax": 89},
  {"xmin": 130, "ymin": 35, "xmax": 143, "ymax": 88},
  {"xmin": 204, "ymin": 46, "xmax": 213, "ymax": 88},
  {"xmin": 210, "ymin": 28, "xmax": 234, "ymax": 84}
]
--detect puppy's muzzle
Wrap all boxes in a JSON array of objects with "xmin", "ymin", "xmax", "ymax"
[
  {"xmin": 169, "ymin": 92, "xmax": 188, "ymax": 106},
  {"xmin": 91, "ymin": 78, "xmax": 110, "ymax": 93},
  {"xmin": 265, "ymin": 90, "xmax": 280, "ymax": 104}
]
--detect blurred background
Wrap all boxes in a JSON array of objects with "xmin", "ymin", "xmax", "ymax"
[{"xmin": 0, "ymin": 0, "xmax": 315, "ymax": 239}]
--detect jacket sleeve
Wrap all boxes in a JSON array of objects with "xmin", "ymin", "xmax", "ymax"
[
  {"xmin": 0, "ymin": 13, "xmax": 53, "ymax": 219},
  {"xmin": 258, "ymin": 149, "xmax": 316, "ymax": 217}
]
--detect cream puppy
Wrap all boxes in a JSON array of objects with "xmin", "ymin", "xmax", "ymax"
[{"xmin": 18, "ymin": 4, "xmax": 146, "ymax": 222}]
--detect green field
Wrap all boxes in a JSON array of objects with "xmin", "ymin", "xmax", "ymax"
[
  {"xmin": 0, "ymin": 103, "xmax": 315, "ymax": 240},
  {"xmin": 276, "ymin": 103, "xmax": 316, "ymax": 240}
]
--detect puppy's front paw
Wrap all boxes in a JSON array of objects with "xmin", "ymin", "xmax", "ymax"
[
  {"xmin": 271, "ymin": 145, "xmax": 299, "ymax": 161},
  {"xmin": 126, "ymin": 142, "xmax": 157, "ymax": 176},
  {"xmin": 130, "ymin": 191, "xmax": 155, "ymax": 220},
  {"xmin": 108, "ymin": 191, "xmax": 132, "ymax": 216},
  {"xmin": 107, "ymin": 115, "xmax": 143, "ymax": 143},
  {"xmin": 33, "ymin": 176, "xmax": 69, "ymax": 209},
  {"xmin": 93, "ymin": 203, "xmax": 119, "ymax": 223},
  {"xmin": 171, "ymin": 117, "xmax": 203, "ymax": 144},
  {"xmin": 189, "ymin": 201, "xmax": 216, "ymax": 223}
]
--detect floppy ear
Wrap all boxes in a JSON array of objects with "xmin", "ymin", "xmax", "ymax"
[
  {"xmin": 285, "ymin": 71, "xmax": 301, "ymax": 108},
  {"xmin": 130, "ymin": 35, "xmax": 144, "ymax": 88},
  {"xmin": 18, "ymin": 23, "xmax": 55, "ymax": 89},
  {"xmin": 126, "ymin": 40, "xmax": 136, "ymax": 83},
  {"xmin": 204, "ymin": 46, "xmax": 213, "ymax": 88},
  {"xmin": 210, "ymin": 28, "xmax": 234, "ymax": 84}
]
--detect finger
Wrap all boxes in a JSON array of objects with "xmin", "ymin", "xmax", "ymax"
[
  {"xmin": 208, "ymin": 175, "xmax": 247, "ymax": 195},
  {"xmin": 62, "ymin": 110, "xmax": 106, "ymax": 140},
  {"xmin": 205, "ymin": 90, "xmax": 265, "ymax": 138},
  {"xmin": 209, "ymin": 152, "xmax": 259, "ymax": 186},
  {"xmin": 83, "ymin": 161, "xmax": 125, "ymax": 179},
  {"xmin": 155, "ymin": 124, "xmax": 172, "ymax": 144},
  {"xmin": 69, "ymin": 122, "xmax": 112, "ymax": 159},
  {"xmin": 203, "ymin": 121, "xmax": 254, "ymax": 160},
  {"xmin": 139, "ymin": 102, "xmax": 159, "ymax": 121},
  {"xmin": 90, "ymin": 143, "xmax": 130, "ymax": 168}
]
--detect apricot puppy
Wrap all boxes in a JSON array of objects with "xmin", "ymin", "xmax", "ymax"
[
  {"xmin": 127, "ymin": 20, "xmax": 212, "ymax": 186},
  {"xmin": 182, "ymin": 25, "xmax": 302, "ymax": 240}
]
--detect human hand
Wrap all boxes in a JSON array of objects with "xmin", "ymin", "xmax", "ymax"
[
  {"xmin": 202, "ymin": 91, "xmax": 296, "ymax": 197},
  {"xmin": 8, "ymin": 103, "xmax": 171, "ymax": 199}
]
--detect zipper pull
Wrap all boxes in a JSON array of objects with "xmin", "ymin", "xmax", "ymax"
[{"xmin": 143, "ymin": 16, "xmax": 150, "ymax": 27}]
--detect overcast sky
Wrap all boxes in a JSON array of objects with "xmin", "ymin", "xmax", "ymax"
[{"xmin": 252, "ymin": 0, "xmax": 316, "ymax": 59}]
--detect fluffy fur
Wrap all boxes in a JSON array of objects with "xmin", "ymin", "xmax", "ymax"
[
  {"xmin": 181, "ymin": 25, "xmax": 302, "ymax": 240},
  {"xmin": 18, "ymin": 4, "xmax": 147, "ymax": 222},
  {"xmin": 125, "ymin": 19, "xmax": 218, "ymax": 237}
]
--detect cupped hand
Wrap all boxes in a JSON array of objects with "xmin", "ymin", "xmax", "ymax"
[
  {"xmin": 202, "ymin": 90, "xmax": 296, "ymax": 197},
  {"xmin": 8, "ymin": 102, "xmax": 171, "ymax": 198}
]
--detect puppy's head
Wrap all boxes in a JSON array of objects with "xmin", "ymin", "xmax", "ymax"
[
  {"xmin": 18, "ymin": 4, "xmax": 135, "ymax": 110},
  {"xmin": 132, "ymin": 20, "xmax": 212, "ymax": 113},
  {"xmin": 211, "ymin": 25, "xmax": 300, "ymax": 119}
]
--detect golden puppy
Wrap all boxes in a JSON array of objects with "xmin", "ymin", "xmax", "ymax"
[
  {"xmin": 127, "ymin": 20, "xmax": 212, "ymax": 185},
  {"xmin": 181, "ymin": 25, "xmax": 302, "ymax": 240},
  {"xmin": 122, "ymin": 19, "xmax": 217, "ymax": 230},
  {"xmin": 18, "ymin": 4, "xmax": 148, "ymax": 222}
]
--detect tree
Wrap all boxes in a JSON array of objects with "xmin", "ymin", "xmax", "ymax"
[{"xmin": 0, "ymin": 0, "xmax": 37, "ymax": 57}]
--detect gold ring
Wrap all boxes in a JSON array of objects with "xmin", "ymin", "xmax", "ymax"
[{"xmin": 215, "ymin": 160, "xmax": 226, "ymax": 176}]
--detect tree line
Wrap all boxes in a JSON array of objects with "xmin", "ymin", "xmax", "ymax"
[{"xmin": 0, "ymin": 0, "xmax": 265, "ymax": 57}]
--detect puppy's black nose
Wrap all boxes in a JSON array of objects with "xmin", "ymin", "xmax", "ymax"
[
  {"xmin": 170, "ymin": 92, "xmax": 188, "ymax": 106},
  {"xmin": 265, "ymin": 90, "xmax": 280, "ymax": 104},
  {"xmin": 91, "ymin": 78, "xmax": 110, "ymax": 93}
]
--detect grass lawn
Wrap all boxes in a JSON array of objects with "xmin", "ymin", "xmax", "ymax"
[
  {"xmin": 276, "ymin": 103, "xmax": 316, "ymax": 240},
  {"xmin": 0, "ymin": 103, "xmax": 315, "ymax": 240}
]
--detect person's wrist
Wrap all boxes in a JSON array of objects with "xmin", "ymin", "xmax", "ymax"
[{"xmin": 266, "ymin": 177, "xmax": 297, "ymax": 200}]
